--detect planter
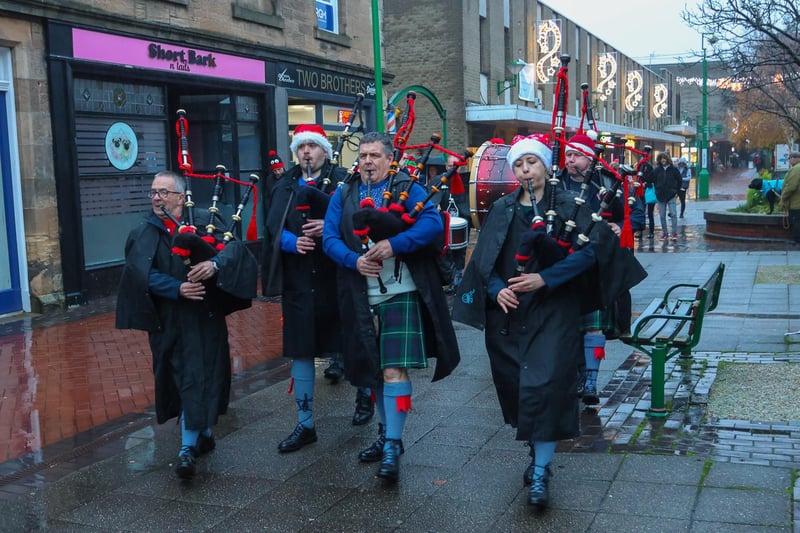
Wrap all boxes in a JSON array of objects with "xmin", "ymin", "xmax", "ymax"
[{"xmin": 704, "ymin": 211, "xmax": 792, "ymax": 241}]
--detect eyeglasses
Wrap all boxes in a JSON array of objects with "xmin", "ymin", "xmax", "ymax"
[{"xmin": 147, "ymin": 189, "xmax": 182, "ymax": 199}]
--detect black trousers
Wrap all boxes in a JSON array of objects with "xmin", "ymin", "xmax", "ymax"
[
  {"xmin": 677, "ymin": 189, "xmax": 687, "ymax": 216},
  {"xmin": 789, "ymin": 210, "xmax": 800, "ymax": 243}
]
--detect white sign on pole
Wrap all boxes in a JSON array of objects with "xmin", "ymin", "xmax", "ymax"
[{"xmin": 775, "ymin": 144, "xmax": 790, "ymax": 171}]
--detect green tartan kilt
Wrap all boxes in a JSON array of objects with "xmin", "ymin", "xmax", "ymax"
[
  {"xmin": 374, "ymin": 291, "xmax": 428, "ymax": 370},
  {"xmin": 581, "ymin": 309, "xmax": 614, "ymax": 333}
]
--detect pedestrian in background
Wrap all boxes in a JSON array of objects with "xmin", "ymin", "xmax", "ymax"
[
  {"xmin": 780, "ymin": 151, "xmax": 800, "ymax": 243},
  {"xmin": 645, "ymin": 152, "xmax": 681, "ymax": 241},
  {"xmin": 677, "ymin": 156, "xmax": 691, "ymax": 218}
]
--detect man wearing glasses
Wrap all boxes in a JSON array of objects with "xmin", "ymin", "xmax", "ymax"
[{"xmin": 116, "ymin": 170, "xmax": 239, "ymax": 480}]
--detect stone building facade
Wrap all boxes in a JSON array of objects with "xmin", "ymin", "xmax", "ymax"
[{"xmin": 0, "ymin": 0, "xmax": 377, "ymax": 313}]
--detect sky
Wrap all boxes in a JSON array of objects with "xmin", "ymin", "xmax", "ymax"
[{"xmin": 541, "ymin": 0, "xmax": 706, "ymax": 65}]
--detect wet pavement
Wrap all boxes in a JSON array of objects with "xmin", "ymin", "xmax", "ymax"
[{"xmin": 2, "ymin": 167, "xmax": 799, "ymax": 531}]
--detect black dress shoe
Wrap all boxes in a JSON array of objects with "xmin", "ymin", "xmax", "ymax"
[
  {"xmin": 377, "ymin": 439, "xmax": 402, "ymax": 482},
  {"xmin": 196, "ymin": 433, "xmax": 216, "ymax": 456},
  {"xmin": 582, "ymin": 385, "xmax": 599, "ymax": 406},
  {"xmin": 323, "ymin": 360, "xmax": 343, "ymax": 384},
  {"xmin": 352, "ymin": 389, "xmax": 375, "ymax": 426},
  {"xmin": 523, "ymin": 457, "xmax": 535, "ymax": 486},
  {"xmin": 528, "ymin": 478, "xmax": 549, "ymax": 509},
  {"xmin": 278, "ymin": 424, "xmax": 317, "ymax": 453},
  {"xmin": 527, "ymin": 466, "xmax": 552, "ymax": 508},
  {"xmin": 175, "ymin": 448, "xmax": 197, "ymax": 480},
  {"xmin": 359, "ymin": 424, "xmax": 404, "ymax": 462}
]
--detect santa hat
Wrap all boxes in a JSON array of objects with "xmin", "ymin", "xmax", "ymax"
[
  {"xmin": 268, "ymin": 150, "xmax": 284, "ymax": 172},
  {"xmin": 565, "ymin": 131, "xmax": 598, "ymax": 157},
  {"xmin": 289, "ymin": 124, "xmax": 333, "ymax": 159},
  {"xmin": 506, "ymin": 133, "xmax": 552, "ymax": 169}
]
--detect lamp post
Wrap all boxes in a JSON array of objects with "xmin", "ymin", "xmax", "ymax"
[
  {"xmin": 496, "ymin": 59, "xmax": 527, "ymax": 97},
  {"xmin": 372, "ymin": 0, "xmax": 383, "ymax": 132},
  {"xmin": 697, "ymin": 34, "xmax": 717, "ymax": 200}
]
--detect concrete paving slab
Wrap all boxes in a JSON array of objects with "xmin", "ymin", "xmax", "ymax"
[
  {"xmin": 693, "ymin": 486, "xmax": 791, "ymax": 526},
  {"xmin": 615, "ymin": 454, "xmax": 707, "ymax": 485},
  {"xmin": 704, "ymin": 461, "xmax": 792, "ymax": 491},
  {"xmin": 589, "ymin": 513, "xmax": 690, "ymax": 532},
  {"xmin": 600, "ymin": 479, "xmax": 698, "ymax": 520}
]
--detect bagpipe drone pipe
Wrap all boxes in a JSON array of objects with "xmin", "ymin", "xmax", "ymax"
[{"xmin": 168, "ymin": 109, "xmax": 259, "ymax": 315}]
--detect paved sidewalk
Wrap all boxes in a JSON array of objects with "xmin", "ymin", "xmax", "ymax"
[{"xmin": 1, "ymin": 167, "xmax": 799, "ymax": 531}]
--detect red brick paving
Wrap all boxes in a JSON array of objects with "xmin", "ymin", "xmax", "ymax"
[{"xmin": 0, "ymin": 300, "xmax": 283, "ymax": 463}]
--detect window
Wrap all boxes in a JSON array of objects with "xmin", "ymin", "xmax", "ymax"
[{"xmin": 316, "ymin": 0, "xmax": 339, "ymax": 34}]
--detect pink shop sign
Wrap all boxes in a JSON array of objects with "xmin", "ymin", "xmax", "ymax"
[{"xmin": 72, "ymin": 28, "xmax": 266, "ymax": 84}]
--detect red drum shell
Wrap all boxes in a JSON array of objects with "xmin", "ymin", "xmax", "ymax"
[
  {"xmin": 449, "ymin": 216, "xmax": 468, "ymax": 250},
  {"xmin": 469, "ymin": 142, "xmax": 519, "ymax": 229}
]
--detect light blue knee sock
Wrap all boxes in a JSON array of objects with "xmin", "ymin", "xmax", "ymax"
[
  {"xmin": 584, "ymin": 333, "xmax": 606, "ymax": 389},
  {"xmin": 291, "ymin": 359, "xmax": 315, "ymax": 428},
  {"xmin": 382, "ymin": 381, "xmax": 412, "ymax": 442},
  {"xmin": 180, "ymin": 413, "xmax": 200, "ymax": 455},
  {"xmin": 532, "ymin": 440, "xmax": 556, "ymax": 480}
]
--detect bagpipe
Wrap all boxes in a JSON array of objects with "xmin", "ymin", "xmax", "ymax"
[
  {"xmin": 167, "ymin": 109, "xmax": 259, "ymax": 314},
  {"xmin": 350, "ymin": 92, "xmax": 473, "ymax": 291},
  {"xmin": 500, "ymin": 54, "xmax": 649, "ymax": 333},
  {"xmin": 288, "ymin": 93, "xmax": 369, "ymax": 249}
]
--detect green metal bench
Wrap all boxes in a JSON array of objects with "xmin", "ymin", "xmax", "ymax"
[{"xmin": 619, "ymin": 262, "xmax": 725, "ymax": 417}]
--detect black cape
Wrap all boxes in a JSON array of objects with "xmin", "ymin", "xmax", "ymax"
[
  {"xmin": 453, "ymin": 186, "xmax": 646, "ymax": 441},
  {"xmin": 115, "ymin": 214, "xmax": 254, "ymax": 428},
  {"xmin": 261, "ymin": 162, "xmax": 345, "ymax": 359}
]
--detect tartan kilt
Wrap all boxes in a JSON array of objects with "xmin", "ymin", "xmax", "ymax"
[
  {"xmin": 581, "ymin": 309, "xmax": 613, "ymax": 333},
  {"xmin": 375, "ymin": 291, "xmax": 428, "ymax": 370}
]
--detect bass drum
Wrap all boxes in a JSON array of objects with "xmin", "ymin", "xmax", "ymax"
[{"xmin": 469, "ymin": 142, "xmax": 519, "ymax": 229}]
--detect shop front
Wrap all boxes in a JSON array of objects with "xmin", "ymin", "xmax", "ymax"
[
  {"xmin": 269, "ymin": 61, "xmax": 377, "ymax": 170},
  {"xmin": 46, "ymin": 22, "xmax": 275, "ymax": 305}
]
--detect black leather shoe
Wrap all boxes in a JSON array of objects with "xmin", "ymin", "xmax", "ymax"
[
  {"xmin": 582, "ymin": 385, "xmax": 599, "ymax": 405},
  {"xmin": 323, "ymin": 360, "xmax": 343, "ymax": 384},
  {"xmin": 576, "ymin": 371, "xmax": 587, "ymax": 398},
  {"xmin": 527, "ymin": 466, "xmax": 552, "ymax": 508},
  {"xmin": 175, "ymin": 448, "xmax": 197, "ymax": 480},
  {"xmin": 377, "ymin": 439, "xmax": 402, "ymax": 482},
  {"xmin": 352, "ymin": 389, "xmax": 375, "ymax": 426},
  {"xmin": 196, "ymin": 433, "xmax": 216, "ymax": 456},
  {"xmin": 278, "ymin": 424, "xmax": 317, "ymax": 453},
  {"xmin": 523, "ymin": 458, "xmax": 535, "ymax": 486},
  {"xmin": 528, "ymin": 477, "xmax": 549, "ymax": 509},
  {"xmin": 359, "ymin": 424, "xmax": 404, "ymax": 462}
]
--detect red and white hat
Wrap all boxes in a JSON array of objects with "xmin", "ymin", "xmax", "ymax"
[
  {"xmin": 289, "ymin": 124, "xmax": 333, "ymax": 159},
  {"xmin": 506, "ymin": 133, "xmax": 552, "ymax": 169},
  {"xmin": 268, "ymin": 150, "xmax": 284, "ymax": 171},
  {"xmin": 565, "ymin": 131, "xmax": 598, "ymax": 157}
]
